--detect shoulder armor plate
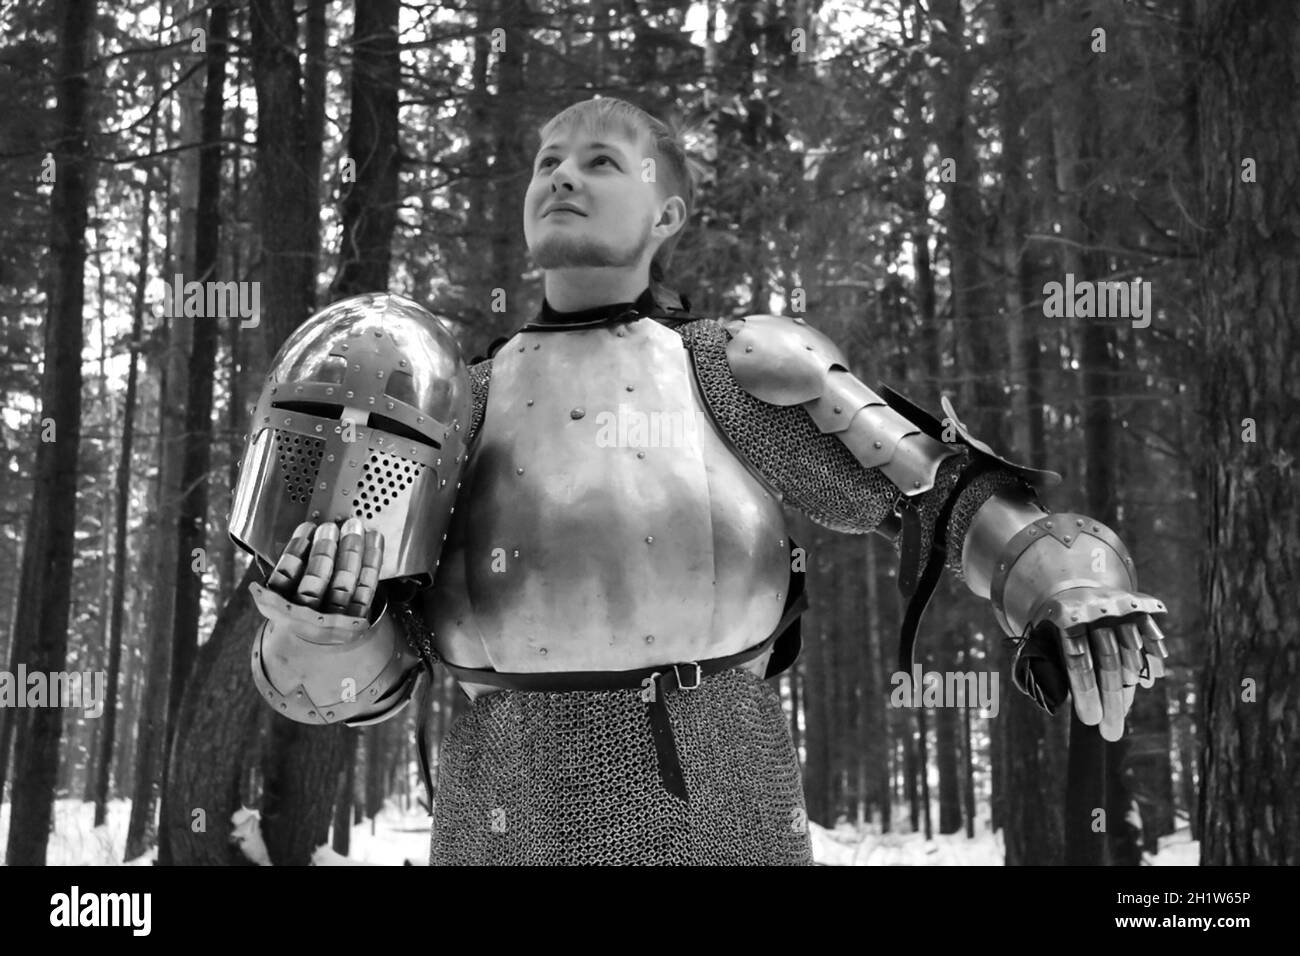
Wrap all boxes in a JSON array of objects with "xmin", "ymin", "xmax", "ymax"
[{"xmin": 723, "ymin": 314, "xmax": 849, "ymax": 405}]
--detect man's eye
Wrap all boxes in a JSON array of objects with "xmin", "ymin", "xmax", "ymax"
[{"xmin": 536, "ymin": 155, "xmax": 616, "ymax": 170}]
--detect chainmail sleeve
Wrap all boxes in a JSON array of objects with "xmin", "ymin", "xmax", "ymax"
[
  {"xmin": 467, "ymin": 358, "xmax": 491, "ymax": 447},
  {"xmin": 677, "ymin": 317, "xmax": 1033, "ymax": 580}
]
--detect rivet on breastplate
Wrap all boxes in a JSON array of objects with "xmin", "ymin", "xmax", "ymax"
[
  {"xmin": 512, "ymin": 550, "xmax": 520, "ymax": 558},
  {"xmin": 913, "ymin": 480, "xmax": 921, "ymax": 489},
  {"xmin": 626, "ymin": 385, "xmax": 635, "ymax": 392},
  {"xmin": 326, "ymin": 454, "xmax": 335, "ymax": 462},
  {"xmin": 527, "ymin": 399, "xmax": 534, "ymax": 406},
  {"xmin": 539, "ymin": 647, "xmax": 548, "ymax": 656},
  {"xmin": 534, "ymin": 343, "xmax": 541, "ymax": 350},
  {"xmin": 777, "ymin": 592, "xmax": 782, "ymax": 601},
  {"xmin": 745, "ymin": 345, "xmax": 753, "ymax": 352},
  {"xmin": 645, "ymin": 634, "xmax": 655, "ymax": 644},
  {"xmin": 518, "ymin": 345, "xmax": 525, "ymax": 352},
  {"xmin": 516, "ymin": 467, "xmax": 525, "ymax": 475},
  {"xmin": 779, "ymin": 539, "xmax": 785, "ymax": 547},
  {"xmin": 873, "ymin": 440, "xmax": 882, "ymax": 449},
  {"xmin": 570, "ymin": 407, "xmax": 585, "ymax": 419},
  {"xmin": 645, "ymin": 536, "xmax": 654, "ymax": 544},
  {"xmin": 1063, "ymin": 535, "xmax": 1072, "ymax": 543},
  {"xmin": 636, "ymin": 451, "xmax": 646, "ymax": 459},
  {"xmin": 833, "ymin": 406, "xmax": 842, "ymax": 414}
]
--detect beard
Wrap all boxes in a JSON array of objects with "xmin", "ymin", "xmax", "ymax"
[{"xmin": 530, "ymin": 221, "xmax": 653, "ymax": 271}]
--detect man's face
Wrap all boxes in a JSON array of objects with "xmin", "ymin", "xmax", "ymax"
[{"xmin": 523, "ymin": 125, "xmax": 662, "ymax": 272}]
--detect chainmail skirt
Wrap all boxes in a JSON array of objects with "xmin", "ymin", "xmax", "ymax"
[{"xmin": 429, "ymin": 667, "xmax": 814, "ymax": 865}]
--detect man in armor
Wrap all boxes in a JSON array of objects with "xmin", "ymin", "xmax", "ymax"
[{"xmin": 237, "ymin": 98, "xmax": 1169, "ymax": 865}]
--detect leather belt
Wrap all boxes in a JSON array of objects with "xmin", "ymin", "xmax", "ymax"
[{"xmin": 430, "ymin": 589, "xmax": 809, "ymax": 803}]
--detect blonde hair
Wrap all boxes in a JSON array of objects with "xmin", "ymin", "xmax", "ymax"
[{"xmin": 537, "ymin": 97, "xmax": 695, "ymax": 311}]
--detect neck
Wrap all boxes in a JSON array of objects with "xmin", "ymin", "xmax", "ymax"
[{"xmin": 542, "ymin": 267, "xmax": 650, "ymax": 312}]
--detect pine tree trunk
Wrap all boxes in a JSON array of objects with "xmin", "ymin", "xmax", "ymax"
[
  {"xmin": 1195, "ymin": 0, "xmax": 1300, "ymax": 865},
  {"xmin": 2, "ymin": 0, "xmax": 96, "ymax": 867}
]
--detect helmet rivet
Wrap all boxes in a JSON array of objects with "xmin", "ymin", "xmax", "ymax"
[
  {"xmin": 271, "ymin": 386, "xmax": 278, "ymax": 394},
  {"xmin": 326, "ymin": 387, "xmax": 334, "ymax": 395},
  {"xmin": 296, "ymin": 385, "xmax": 304, "ymax": 393},
  {"xmin": 454, "ymin": 423, "xmax": 460, "ymax": 431},
  {"xmin": 516, "ymin": 467, "xmax": 525, "ymax": 475},
  {"xmin": 319, "ymin": 481, "xmax": 326, "ymax": 489},
  {"xmin": 349, "ymin": 460, "xmax": 357, "ymax": 467},
  {"xmin": 833, "ymin": 406, "xmax": 842, "ymax": 414},
  {"xmin": 570, "ymin": 408, "xmax": 585, "ymax": 419},
  {"xmin": 440, "ymin": 478, "xmax": 447, "ymax": 488},
  {"xmin": 1045, "ymin": 520, "xmax": 1053, "ymax": 529},
  {"xmin": 346, "ymin": 390, "xmax": 354, "ymax": 398},
  {"xmin": 311, "ymin": 510, "xmax": 320, "ymax": 518},
  {"xmin": 645, "ymin": 536, "xmax": 654, "ymax": 544},
  {"xmin": 626, "ymin": 385, "xmax": 634, "ymax": 392},
  {"xmin": 374, "ymin": 330, "xmax": 382, "ymax": 337},
  {"xmin": 1076, "ymin": 518, "xmax": 1085, "ymax": 527},
  {"xmin": 645, "ymin": 634, "xmax": 654, "ymax": 644},
  {"xmin": 284, "ymin": 417, "xmax": 292, "ymax": 425},
  {"xmin": 533, "ymin": 343, "xmax": 540, "ymax": 350},
  {"xmin": 417, "ymin": 416, "xmax": 424, "ymax": 423},
  {"xmin": 326, "ymin": 454, "xmax": 335, "ymax": 461},
  {"xmin": 794, "ymin": 317, "xmax": 805, "ymax": 324},
  {"xmin": 387, "ymin": 401, "xmax": 395, "ymax": 410},
  {"xmin": 527, "ymin": 399, "xmax": 534, "ymax": 406},
  {"xmin": 873, "ymin": 440, "xmax": 882, "ymax": 449},
  {"xmin": 341, "ymin": 344, "xmax": 349, "ymax": 350},
  {"xmin": 519, "ymin": 346, "xmax": 525, "ymax": 352},
  {"xmin": 745, "ymin": 345, "xmax": 753, "ymax": 352},
  {"xmin": 376, "ymin": 371, "xmax": 384, "ymax": 378},
  {"xmin": 1063, "ymin": 535, "xmax": 1071, "ymax": 543},
  {"xmin": 777, "ymin": 592, "xmax": 782, "ymax": 600},
  {"xmin": 353, "ymin": 364, "xmax": 360, "ymax": 370},
  {"xmin": 539, "ymin": 648, "xmax": 548, "ymax": 656},
  {"xmin": 616, "ymin": 330, "xmax": 625, "ymax": 337},
  {"xmin": 913, "ymin": 480, "xmax": 921, "ymax": 489},
  {"xmin": 399, "ymin": 359, "xmax": 407, "ymax": 367},
  {"xmin": 1131, "ymin": 600, "xmax": 1139, "ymax": 608},
  {"xmin": 315, "ymin": 424, "xmax": 323, "ymax": 432},
  {"xmin": 1092, "ymin": 525, "xmax": 1100, "ymax": 532},
  {"xmin": 636, "ymin": 451, "xmax": 646, "ymax": 459},
  {"xmin": 436, "ymin": 458, "xmax": 442, "ymax": 466},
  {"xmin": 513, "ymin": 550, "xmax": 520, "ymax": 558}
]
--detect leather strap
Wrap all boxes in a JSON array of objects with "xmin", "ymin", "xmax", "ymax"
[{"xmin": 896, "ymin": 458, "xmax": 997, "ymax": 674}]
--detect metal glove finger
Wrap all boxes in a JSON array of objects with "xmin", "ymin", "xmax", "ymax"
[
  {"xmin": 1090, "ymin": 626, "xmax": 1126, "ymax": 741},
  {"xmin": 295, "ymin": 521, "xmax": 340, "ymax": 610},
  {"xmin": 268, "ymin": 521, "xmax": 316, "ymax": 594},
  {"xmin": 344, "ymin": 530, "xmax": 384, "ymax": 618},
  {"xmin": 323, "ymin": 518, "xmax": 366, "ymax": 613},
  {"xmin": 1139, "ymin": 615, "xmax": 1169, "ymax": 680},
  {"xmin": 1119, "ymin": 622, "xmax": 1153, "ymax": 688},
  {"xmin": 1116, "ymin": 621, "xmax": 1143, "ymax": 686},
  {"xmin": 1061, "ymin": 628, "xmax": 1102, "ymax": 726}
]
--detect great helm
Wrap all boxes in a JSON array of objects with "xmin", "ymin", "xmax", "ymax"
[{"xmin": 230, "ymin": 292, "xmax": 471, "ymax": 588}]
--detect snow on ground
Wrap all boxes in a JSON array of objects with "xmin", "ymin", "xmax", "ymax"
[{"xmin": 1, "ymin": 798, "xmax": 1200, "ymax": 865}]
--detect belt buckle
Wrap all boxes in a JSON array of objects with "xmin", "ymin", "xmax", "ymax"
[{"xmin": 673, "ymin": 661, "xmax": 701, "ymax": 691}]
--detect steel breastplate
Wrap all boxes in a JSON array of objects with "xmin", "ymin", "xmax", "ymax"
[{"xmin": 425, "ymin": 317, "xmax": 791, "ymax": 681}]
